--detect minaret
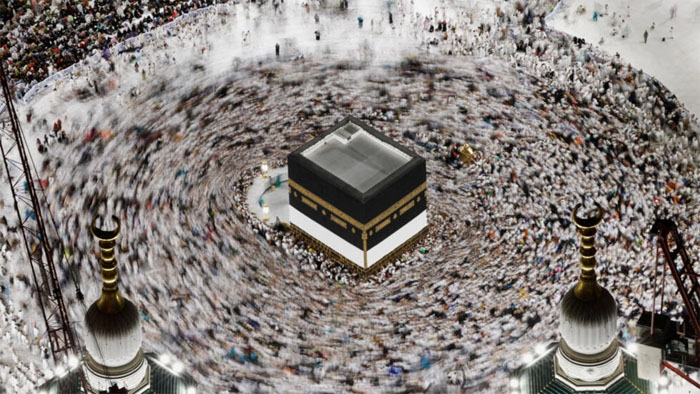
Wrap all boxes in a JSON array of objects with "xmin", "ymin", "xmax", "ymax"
[
  {"xmin": 510, "ymin": 204, "xmax": 653, "ymax": 393},
  {"xmin": 555, "ymin": 203, "xmax": 623, "ymax": 387},
  {"xmin": 92, "ymin": 216, "xmax": 125, "ymax": 313},
  {"xmin": 83, "ymin": 215, "xmax": 150, "ymax": 393},
  {"xmin": 38, "ymin": 218, "xmax": 198, "ymax": 393}
]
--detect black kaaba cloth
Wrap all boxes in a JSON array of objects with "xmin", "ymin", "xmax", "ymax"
[{"xmin": 288, "ymin": 116, "xmax": 428, "ymax": 273}]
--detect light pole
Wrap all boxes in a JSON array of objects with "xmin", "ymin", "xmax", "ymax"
[{"xmin": 261, "ymin": 160, "xmax": 269, "ymax": 179}]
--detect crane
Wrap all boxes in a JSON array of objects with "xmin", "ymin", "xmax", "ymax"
[
  {"xmin": 0, "ymin": 62, "xmax": 77, "ymax": 364},
  {"xmin": 636, "ymin": 218, "xmax": 700, "ymax": 389}
]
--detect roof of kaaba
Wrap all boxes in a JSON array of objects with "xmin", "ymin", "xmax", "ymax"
[
  {"xmin": 289, "ymin": 116, "xmax": 425, "ymax": 203},
  {"xmin": 515, "ymin": 344, "xmax": 651, "ymax": 394},
  {"xmin": 37, "ymin": 353, "xmax": 196, "ymax": 394}
]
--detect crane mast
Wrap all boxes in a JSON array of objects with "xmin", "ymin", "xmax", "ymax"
[
  {"xmin": 0, "ymin": 62, "xmax": 77, "ymax": 363},
  {"xmin": 637, "ymin": 219, "xmax": 700, "ymax": 389}
]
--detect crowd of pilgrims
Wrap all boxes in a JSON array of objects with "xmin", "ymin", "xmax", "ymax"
[
  {"xmin": 1, "ymin": 0, "xmax": 700, "ymax": 392},
  {"xmin": 0, "ymin": 0, "xmax": 234, "ymax": 92}
]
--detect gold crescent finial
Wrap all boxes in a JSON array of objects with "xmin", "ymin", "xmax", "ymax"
[
  {"xmin": 90, "ymin": 215, "xmax": 121, "ymax": 241},
  {"xmin": 571, "ymin": 203, "xmax": 604, "ymax": 301},
  {"xmin": 572, "ymin": 203, "xmax": 603, "ymax": 229},
  {"xmin": 91, "ymin": 215, "xmax": 125, "ymax": 313}
]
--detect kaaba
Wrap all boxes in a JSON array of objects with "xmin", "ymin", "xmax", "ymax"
[{"xmin": 288, "ymin": 116, "xmax": 428, "ymax": 274}]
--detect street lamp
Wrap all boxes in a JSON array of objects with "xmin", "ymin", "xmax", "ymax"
[
  {"xmin": 261, "ymin": 160, "xmax": 269, "ymax": 179},
  {"xmin": 172, "ymin": 361, "xmax": 184, "ymax": 374},
  {"xmin": 68, "ymin": 355, "xmax": 79, "ymax": 369}
]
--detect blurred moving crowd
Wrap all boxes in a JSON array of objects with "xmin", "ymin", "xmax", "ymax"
[{"xmin": 1, "ymin": 0, "xmax": 700, "ymax": 392}]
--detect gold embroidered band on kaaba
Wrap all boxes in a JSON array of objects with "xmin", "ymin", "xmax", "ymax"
[
  {"xmin": 399, "ymin": 200, "xmax": 415, "ymax": 216},
  {"xmin": 301, "ymin": 196, "xmax": 318, "ymax": 211},
  {"xmin": 288, "ymin": 179, "xmax": 426, "ymax": 233},
  {"xmin": 330, "ymin": 214, "xmax": 348, "ymax": 229}
]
